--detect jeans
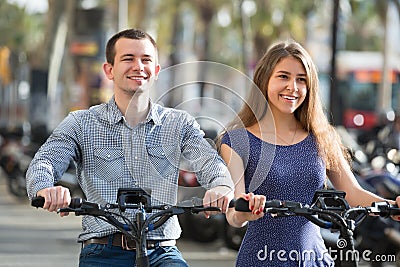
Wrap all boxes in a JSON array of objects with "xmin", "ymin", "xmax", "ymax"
[{"xmin": 79, "ymin": 239, "xmax": 188, "ymax": 267}]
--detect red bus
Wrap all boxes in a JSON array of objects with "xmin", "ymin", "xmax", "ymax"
[{"xmin": 336, "ymin": 51, "xmax": 400, "ymax": 130}]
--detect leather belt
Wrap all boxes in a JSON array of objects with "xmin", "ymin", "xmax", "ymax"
[{"xmin": 83, "ymin": 233, "xmax": 176, "ymax": 250}]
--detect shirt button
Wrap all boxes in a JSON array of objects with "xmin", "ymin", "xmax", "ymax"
[
  {"xmin": 134, "ymin": 156, "xmax": 138, "ymax": 160},
  {"xmin": 107, "ymin": 154, "xmax": 111, "ymax": 158},
  {"xmin": 161, "ymin": 153, "xmax": 165, "ymax": 156}
]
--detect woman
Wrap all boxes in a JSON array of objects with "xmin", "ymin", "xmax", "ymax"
[{"xmin": 218, "ymin": 40, "xmax": 400, "ymax": 266}]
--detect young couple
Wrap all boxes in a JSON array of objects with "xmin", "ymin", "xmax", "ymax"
[{"xmin": 27, "ymin": 28, "xmax": 400, "ymax": 267}]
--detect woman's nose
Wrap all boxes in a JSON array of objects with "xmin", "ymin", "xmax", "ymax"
[{"xmin": 287, "ymin": 78, "xmax": 299, "ymax": 91}]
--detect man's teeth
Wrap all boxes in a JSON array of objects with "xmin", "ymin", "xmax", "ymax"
[{"xmin": 129, "ymin": 76, "xmax": 146, "ymax": 80}]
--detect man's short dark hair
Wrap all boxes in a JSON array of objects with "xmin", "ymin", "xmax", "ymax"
[{"xmin": 105, "ymin": 28, "xmax": 157, "ymax": 65}]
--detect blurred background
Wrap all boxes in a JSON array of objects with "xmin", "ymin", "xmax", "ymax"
[
  {"xmin": 0, "ymin": 0, "xmax": 399, "ymax": 139},
  {"xmin": 0, "ymin": 1, "xmax": 400, "ymax": 266}
]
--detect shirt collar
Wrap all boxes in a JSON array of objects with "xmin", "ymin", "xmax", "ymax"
[
  {"xmin": 147, "ymin": 100, "xmax": 162, "ymax": 125},
  {"xmin": 106, "ymin": 96, "xmax": 124, "ymax": 124},
  {"xmin": 105, "ymin": 96, "xmax": 162, "ymax": 126}
]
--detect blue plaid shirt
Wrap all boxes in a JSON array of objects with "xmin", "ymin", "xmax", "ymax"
[{"xmin": 26, "ymin": 96, "xmax": 233, "ymax": 241}]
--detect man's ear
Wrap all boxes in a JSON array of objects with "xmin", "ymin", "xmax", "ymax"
[
  {"xmin": 154, "ymin": 64, "xmax": 161, "ymax": 79},
  {"xmin": 103, "ymin": 62, "xmax": 114, "ymax": 80}
]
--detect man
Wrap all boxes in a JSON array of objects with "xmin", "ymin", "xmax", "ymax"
[{"xmin": 26, "ymin": 28, "xmax": 234, "ymax": 267}]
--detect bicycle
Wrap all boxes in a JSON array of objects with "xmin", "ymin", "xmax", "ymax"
[
  {"xmin": 31, "ymin": 187, "xmax": 221, "ymax": 267},
  {"xmin": 230, "ymin": 189, "xmax": 400, "ymax": 267}
]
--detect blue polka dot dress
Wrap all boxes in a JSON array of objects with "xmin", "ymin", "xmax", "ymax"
[{"xmin": 222, "ymin": 129, "xmax": 335, "ymax": 267}]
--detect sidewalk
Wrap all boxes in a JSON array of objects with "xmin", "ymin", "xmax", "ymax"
[{"xmin": 0, "ymin": 176, "xmax": 82, "ymax": 267}]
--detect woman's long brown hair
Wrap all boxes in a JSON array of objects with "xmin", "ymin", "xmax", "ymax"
[{"xmin": 216, "ymin": 40, "xmax": 350, "ymax": 171}]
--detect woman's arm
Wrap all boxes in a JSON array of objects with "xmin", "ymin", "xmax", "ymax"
[
  {"xmin": 220, "ymin": 144, "xmax": 265, "ymax": 227},
  {"xmin": 328, "ymin": 150, "xmax": 400, "ymax": 209}
]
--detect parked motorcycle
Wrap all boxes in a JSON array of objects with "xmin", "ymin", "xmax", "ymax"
[
  {"xmin": 0, "ymin": 125, "xmax": 83, "ymax": 200},
  {"xmin": 0, "ymin": 127, "xmax": 36, "ymax": 199},
  {"xmin": 333, "ymin": 126, "xmax": 400, "ymax": 267},
  {"xmin": 223, "ymin": 218, "xmax": 247, "ymax": 251},
  {"xmin": 178, "ymin": 165, "xmax": 247, "ymax": 249},
  {"xmin": 177, "ymin": 169, "xmax": 224, "ymax": 243}
]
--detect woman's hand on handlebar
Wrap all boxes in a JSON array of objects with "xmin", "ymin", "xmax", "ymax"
[
  {"xmin": 239, "ymin": 193, "xmax": 266, "ymax": 221},
  {"xmin": 393, "ymin": 196, "xmax": 400, "ymax": 221},
  {"xmin": 225, "ymin": 193, "xmax": 266, "ymax": 228},
  {"xmin": 36, "ymin": 186, "xmax": 71, "ymax": 217}
]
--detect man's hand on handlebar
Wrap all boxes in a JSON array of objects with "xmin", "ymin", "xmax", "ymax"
[
  {"xmin": 36, "ymin": 186, "xmax": 72, "ymax": 217},
  {"xmin": 202, "ymin": 186, "xmax": 234, "ymax": 218}
]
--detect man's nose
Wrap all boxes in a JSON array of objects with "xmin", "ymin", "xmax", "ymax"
[{"xmin": 132, "ymin": 59, "xmax": 144, "ymax": 71}]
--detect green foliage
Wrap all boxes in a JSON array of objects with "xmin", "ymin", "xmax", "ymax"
[
  {"xmin": 344, "ymin": 0, "xmax": 386, "ymax": 51},
  {"xmin": 0, "ymin": 0, "xmax": 45, "ymax": 52},
  {"xmin": 0, "ymin": 0, "xmax": 396, "ymax": 70}
]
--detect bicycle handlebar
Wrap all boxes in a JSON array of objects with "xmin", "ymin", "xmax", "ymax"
[
  {"xmin": 31, "ymin": 196, "xmax": 221, "ymax": 214},
  {"xmin": 229, "ymin": 198, "xmax": 337, "ymax": 228},
  {"xmin": 230, "ymin": 197, "xmax": 400, "ymax": 221},
  {"xmin": 32, "ymin": 194, "xmax": 400, "ymax": 221}
]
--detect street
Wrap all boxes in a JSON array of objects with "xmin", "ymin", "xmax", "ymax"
[{"xmin": 0, "ymin": 175, "xmax": 236, "ymax": 267}]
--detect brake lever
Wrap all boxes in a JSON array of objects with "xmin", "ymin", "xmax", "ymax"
[
  {"xmin": 177, "ymin": 197, "xmax": 204, "ymax": 208},
  {"xmin": 191, "ymin": 206, "xmax": 221, "ymax": 214},
  {"xmin": 59, "ymin": 201, "xmax": 105, "ymax": 216},
  {"xmin": 58, "ymin": 207, "xmax": 79, "ymax": 213},
  {"xmin": 176, "ymin": 197, "xmax": 221, "ymax": 214},
  {"xmin": 267, "ymin": 207, "xmax": 290, "ymax": 215}
]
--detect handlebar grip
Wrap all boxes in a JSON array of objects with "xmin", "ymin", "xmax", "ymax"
[
  {"xmin": 389, "ymin": 204, "xmax": 400, "ymax": 216},
  {"xmin": 70, "ymin": 198, "xmax": 83, "ymax": 209},
  {"xmin": 229, "ymin": 198, "xmax": 282, "ymax": 212},
  {"xmin": 31, "ymin": 196, "xmax": 45, "ymax": 208},
  {"xmin": 232, "ymin": 198, "xmax": 251, "ymax": 212},
  {"xmin": 31, "ymin": 196, "xmax": 83, "ymax": 209}
]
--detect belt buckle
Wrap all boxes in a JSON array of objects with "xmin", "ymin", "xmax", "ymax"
[{"xmin": 121, "ymin": 235, "xmax": 136, "ymax": 250}]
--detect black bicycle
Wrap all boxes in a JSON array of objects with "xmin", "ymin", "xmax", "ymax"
[
  {"xmin": 230, "ymin": 189, "xmax": 400, "ymax": 267},
  {"xmin": 31, "ymin": 187, "xmax": 221, "ymax": 267}
]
